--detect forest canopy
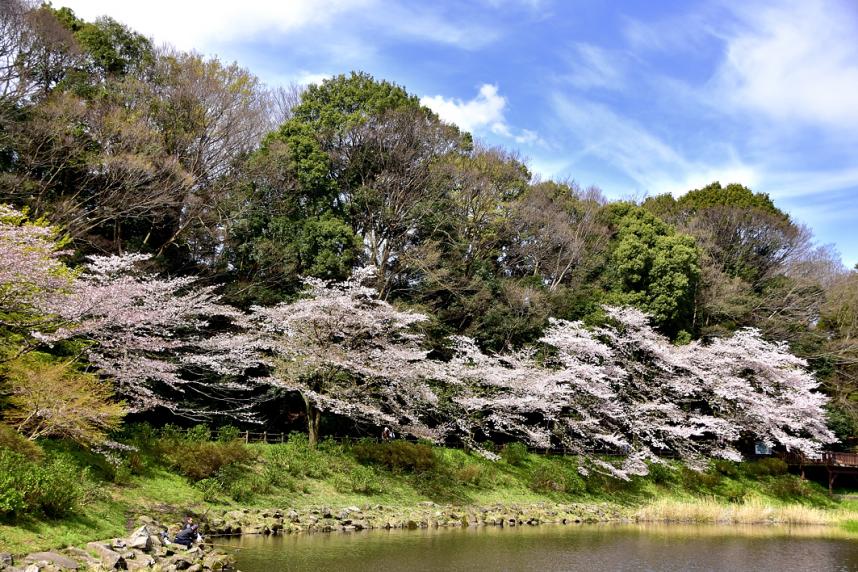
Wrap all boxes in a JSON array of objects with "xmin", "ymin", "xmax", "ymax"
[{"xmin": 1, "ymin": 1, "xmax": 856, "ymax": 474}]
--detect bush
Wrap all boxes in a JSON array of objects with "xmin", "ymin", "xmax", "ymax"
[
  {"xmin": 501, "ymin": 442, "xmax": 529, "ymax": 466},
  {"xmin": 0, "ymin": 450, "xmax": 86, "ymax": 518},
  {"xmin": 681, "ymin": 467, "xmax": 721, "ymax": 490},
  {"xmin": 647, "ymin": 462, "xmax": 678, "ymax": 485},
  {"xmin": 124, "ymin": 422, "xmax": 158, "ymax": 451},
  {"xmin": 186, "ymin": 424, "xmax": 212, "ymax": 442},
  {"xmin": 196, "ymin": 478, "xmax": 222, "ymax": 502},
  {"xmin": 353, "ymin": 440, "xmax": 436, "ymax": 473},
  {"xmin": 743, "ymin": 458, "xmax": 788, "ymax": 477},
  {"xmin": 0, "ymin": 450, "xmax": 30, "ymax": 516},
  {"xmin": 712, "ymin": 459, "xmax": 740, "ymax": 478},
  {"xmin": 767, "ymin": 476, "xmax": 812, "ymax": 499},
  {"xmin": 34, "ymin": 455, "xmax": 86, "ymax": 517},
  {"xmin": 165, "ymin": 440, "xmax": 254, "ymax": 480},
  {"xmin": 264, "ymin": 433, "xmax": 330, "ymax": 479},
  {"xmin": 217, "ymin": 425, "xmax": 241, "ymax": 442},
  {"xmin": 720, "ymin": 481, "xmax": 748, "ymax": 503},
  {"xmin": 334, "ymin": 464, "xmax": 382, "ymax": 494}
]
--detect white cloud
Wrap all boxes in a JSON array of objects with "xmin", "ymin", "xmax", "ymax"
[
  {"xmin": 59, "ymin": 0, "xmax": 371, "ymax": 51},
  {"xmin": 60, "ymin": 0, "xmax": 498, "ymax": 53},
  {"xmin": 550, "ymin": 94, "xmax": 757, "ymax": 196},
  {"xmin": 294, "ymin": 71, "xmax": 332, "ymax": 86},
  {"xmin": 421, "ymin": 84, "xmax": 543, "ymax": 145},
  {"xmin": 565, "ymin": 43, "xmax": 626, "ymax": 90},
  {"xmin": 421, "ymin": 84, "xmax": 507, "ymax": 134},
  {"xmin": 714, "ymin": 1, "xmax": 858, "ymax": 130}
]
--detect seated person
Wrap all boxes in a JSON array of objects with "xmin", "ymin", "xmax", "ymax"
[{"xmin": 174, "ymin": 524, "xmax": 201, "ymax": 547}]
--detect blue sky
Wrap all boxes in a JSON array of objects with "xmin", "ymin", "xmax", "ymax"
[{"xmin": 63, "ymin": 0, "xmax": 858, "ymax": 267}]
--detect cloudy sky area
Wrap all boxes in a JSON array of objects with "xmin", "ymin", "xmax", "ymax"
[{"xmin": 61, "ymin": 0, "xmax": 858, "ymax": 267}]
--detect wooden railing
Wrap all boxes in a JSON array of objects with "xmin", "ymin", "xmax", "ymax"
[{"xmin": 823, "ymin": 451, "xmax": 858, "ymax": 467}]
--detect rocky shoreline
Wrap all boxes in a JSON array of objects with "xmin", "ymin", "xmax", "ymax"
[
  {"xmin": 0, "ymin": 517, "xmax": 235, "ymax": 572},
  {"xmin": 0, "ymin": 502, "xmax": 627, "ymax": 571},
  {"xmin": 206, "ymin": 501, "xmax": 627, "ymax": 535}
]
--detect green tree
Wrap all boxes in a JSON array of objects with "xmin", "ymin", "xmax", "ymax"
[{"xmin": 603, "ymin": 203, "xmax": 700, "ymax": 337}]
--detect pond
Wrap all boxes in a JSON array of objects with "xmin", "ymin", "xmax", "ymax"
[{"xmin": 221, "ymin": 523, "xmax": 858, "ymax": 571}]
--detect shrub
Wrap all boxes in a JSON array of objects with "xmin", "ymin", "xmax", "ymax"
[
  {"xmin": 743, "ymin": 458, "xmax": 788, "ymax": 477},
  {"xmin": 217, "ymin": 425, "xmax": 241, "ymax": 442},
  {"xmin": 165, "ymin": 440, "xmax": 254, "ymax": 480},
  {"xmin": 712, "ymin": 459, "xmax": 740, "ymax": 478},
  {"xmin": 0, "ymin": 450, "xmax": 30, "ymax": 516},
  {"xmin": 720, "ymin": 481, "xmax": 748, "ymax": 503},
  {"xmin": 264, "ymin": 433, "xmax": 330, "ymax": 479},
  {"xmin": 768, "ymin": 476, "xmax": 812, "ymax": 499},
  {"xmin": 196, "ymin": 478, "xmax": 222, "ymax": 502},
  {"xmin": 352, "ymin": 439, "xmax": 436, "ymax": 472},
  {"xmin": 186, "ymin": 424, "xmax": 212, "ymax": 442},
  {"xmin": 501, "ymin": 442, "xmax": 529, "ymax": 466},
  {"xmin": 34, "ymin": 455, "xmax": 86, "ymax": 517},
  {"xmin": 124, "ymin": 422, "xmax": 158, "ymax": 451},
  {"xmin": 681, "ymin": 467, "xmax": 721, "ymax": 490},
  {"xmin": 0, "ymin": 450, "xmax": 86, "ymax": 518},
  {"xmin": 647, "ymin": 462, "xmax": 678, "ymax": 485},
  {"xmin": 334, "ymin": 464, "xmax": 382, "ymax": 494}
]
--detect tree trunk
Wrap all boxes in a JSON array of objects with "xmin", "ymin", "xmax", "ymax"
[{"xmin": 304, "ymin": 395, "xmax": 322, "ymax": 448}]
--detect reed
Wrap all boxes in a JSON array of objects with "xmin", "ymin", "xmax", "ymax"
[{"xmin": 635, "ymin": 498, "xmax": 855, "ymax": 526}]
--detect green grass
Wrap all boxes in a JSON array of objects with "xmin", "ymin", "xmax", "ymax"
[{"xmin": 2, "ymin": 433, "xmax": 858, "ymax": 556}]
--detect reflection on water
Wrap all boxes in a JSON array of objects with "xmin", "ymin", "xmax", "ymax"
[{"xmin": 222, "ymin": 523, "xmax": 858, "ymax": 572}]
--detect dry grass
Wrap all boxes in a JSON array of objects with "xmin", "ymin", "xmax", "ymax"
[{"xmin": 635, "ymin": 497, "xmax": 858, "ymax": 526}]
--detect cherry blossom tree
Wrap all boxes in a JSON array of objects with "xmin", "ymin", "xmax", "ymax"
[
  {"xmin": 37, "ymin": 253, "xmax": 258, "ymax": 417},
  {"xmin": 0, "ymin": 204, "xmax": 74, "ymax": 353},
  {"xmin": 242, "ymin": 267, "xmax": 450, "ymax": 445},
  {"xmin": 231, "ymin": 267, "xmax": 833, "ymax": 472}
]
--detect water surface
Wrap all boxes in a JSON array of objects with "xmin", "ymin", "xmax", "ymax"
[{"xmin": 222, "ymin": 523, "xmax": 858, "ymax": 571}]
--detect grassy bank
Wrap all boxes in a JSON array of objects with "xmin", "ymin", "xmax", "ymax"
[{"xmin": 2, "ymin": 428, "xmax": 857, "ymax": 555}]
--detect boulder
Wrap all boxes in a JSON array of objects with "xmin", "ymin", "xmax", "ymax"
[
  {"xmin": 86, "ymin": 542, "xmax": 126, "ymax": 570},
  {"xmin": 24, "ymin": 553, "xmax": 78, "ymax": 570},
  {"xmin": 0, "ymin": 553, "xmax": 12, "ymax": 570},
  {"xmin": 169, "ymin": 555, "xmax": 192, "ymax": 570},
  {"xmin": 127, "ymin": 526, "xmax": 152, "ymax": 552},
  {"xmin": 201, "ymin": 554, "xmax": 233, "ymax": 572}
]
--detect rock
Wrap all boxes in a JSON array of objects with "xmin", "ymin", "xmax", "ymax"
[
  {"xmin": 24, "ymin": 565, "xmax": 40, "ymax": 572},
  {"xmin": 24, "ymin": 552, "xmax": 78, "ymax": 570},
  {"xmin": 321, "ymin": 507, "xmax": 333, "ymax": 518},
  {"xmin": 286, "ymin": 510, "xmax": 299, "ymax": 521},
  {"xmin": 0, "ymin": 553, "xmax": 12, "ymax": 569},
  {"xmin": 169, "ymin": 555, "xmax": 192, "ymax": 570},
  {"xmin": 202, "ymin": 554, "xmax": 233, "ymax": 572},
  {"xmin": 86, "ymin": 542, "xmax": 125, "ymax": 570},
  {"xmin": 125, "ymin": 554, "xmax": 155, "ymax": 571},
  {"xmin": 127, "ymin": 526, "xmax": 153, "ymax": 552}
]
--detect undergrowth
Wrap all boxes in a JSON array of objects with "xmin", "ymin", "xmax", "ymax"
[{"xmin": 1, "ymin": 425, "xmax": 855, "ymax": 555}]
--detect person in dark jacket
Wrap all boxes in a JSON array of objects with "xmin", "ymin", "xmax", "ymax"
[{"xmin": 174, "ymin": 524, "xmax": 200, "ymax": 547}]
